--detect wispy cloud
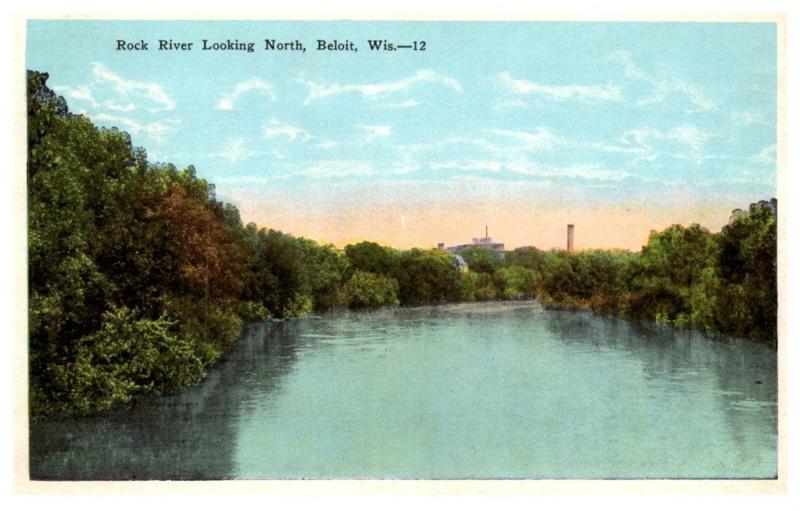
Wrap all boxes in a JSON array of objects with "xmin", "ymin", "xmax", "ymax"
[
  {"xmin": 262, "ymin": 117, "xmax": 311, "ymax": 142},
  {"xmin": 606, "ymin": 50, "xmax": 716, "ymax": 112},
  {"xmin": 105, "ymin": 101, "xmax": 136, "ymax": 112},
  {"xmin": 430, "ymin": 159, "xmax": 632, "ymax": 181},
  {"xmin": 491, "ymin": 98, "xmax": 529, "ymax": 111},
  {"xmin": 430, "ymin": 160, "xmax": 504, "ymax": 173},
  {"xmin": 53, "ymin": 62, "xmax": 175, "ymax": 113},
  {"xmin": 92, "ymin": 113, "xmax": 177, "ymax": 144},
  {"xmin": 210, "ymin": 137, "xmax": 258, "ymax": 163},
  {"xmin": 54, "ymin": 64, "xmax": 181, "ymax": 145},
  {"xmin": 214, "ymin": 175, "xmax": 274, "ymax": 185},
  {"xmin": 53, "ymin": 85, "xmax": 99, "ymax": 107},
  {"xmin": 590, "ymin": 142, "xmax": 649, "ymax": 155},
  {"xmin": 618, "ymin": 125, "xmax": 714, "ymax": 163},
  {"xmin": 669, "ymin": 126, "xmax": 714, "ymax": 154},
  {"xmin": 315, "ymin": 139, "xmax": 338, "ymax": 150},
  {"xmin": 92, "ymin": 112, "xmax": 141, "ymax": 132},
  {"xmin": 361, "ymin": 124, "xmax": 392, "ymax": 142},
  {"xmin": 300, "ymin": 160, "xmax": 375, "ymax": 178},
  {"xmin": 141, "ymin": 122, "xmax": 175, "ymax": 145},
  {"xmin": 509, "ymin": 162, "xmax": 632, "ymax": 181},
  {"xmin": 732, "ymin": 110, "xmax": 770, "ymax": 126},
  {"xmin": 216, "ymin": 78, "xmax": 277, "ymax": 110},
  {"xmin": 496, "ymin": 71, "xmax": 623, "ymax": 102},
  {"xmin": 484, "ymin": 127, "xmax": 565, "ymax": 152},
  {"xmin": 751, "ymin": 144, "xmax": 776, "ymax": 165},
  {"xmin": 92, "ymin": 62, "xmax": 175, "ymax": 112},
  {"xmin": 298, "ymin": 69, "xmax": 462, "ymax": 105},
  {"xmin": 398, "ymin": 135, "xmax": 500, "ymax": 156}
]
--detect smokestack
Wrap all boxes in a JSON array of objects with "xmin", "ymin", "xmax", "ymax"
[
  {"xmin": 485, "ymin": 225, "xmax": 488, "ymax": 238},
  {"xmin": 567, "ymin": 224, "xmax": 574, "ymax": 253}
]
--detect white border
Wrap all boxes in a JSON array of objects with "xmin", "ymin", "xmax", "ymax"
[{"xmin": 3, "ymin": 0, "xmax": 798, "ymax": 507}]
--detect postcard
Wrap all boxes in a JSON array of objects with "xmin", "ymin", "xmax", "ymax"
[{"xmin": 19, "ymin": 15, "xmax": 786, "ymax": 492}]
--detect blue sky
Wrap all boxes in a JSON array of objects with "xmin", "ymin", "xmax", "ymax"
[{"xmin": 26, "ymin": 20, "xmax": 777, "ymax": 250}]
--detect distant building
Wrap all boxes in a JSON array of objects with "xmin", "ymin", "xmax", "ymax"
[
  {"xmin": 567, "ymin": 224, "xmax": 574, "ymax": 253},
  {"xmin": 438, "ymin": 226, "xmax": 506, "ymax": 261}
]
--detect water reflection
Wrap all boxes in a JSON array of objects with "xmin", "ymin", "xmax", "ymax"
[
  {"xmin": 544, "ymin": 310, "xmax": 777, "ymax": 477},
  {"xmin": 30, "ymin": 302, "xmax": 777, "ymax": 479},
  {"xmin": 30, "ymin": 321, "xmax": 302, "ymax": 479}
]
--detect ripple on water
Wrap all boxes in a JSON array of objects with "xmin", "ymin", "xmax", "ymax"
[{"xmin": 29, "ymin": 301, "xmax": 777, "ymax": 480}]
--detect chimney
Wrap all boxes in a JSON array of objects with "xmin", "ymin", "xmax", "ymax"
[
  {"xmin": 567, "ymin": 224, "xmax": 574, "ymax": 253},
  {"xmin": 485, "ymin": 225, "xmax": 488, "ymax": 239}
]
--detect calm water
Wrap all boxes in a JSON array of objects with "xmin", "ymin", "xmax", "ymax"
[{"xmin": 29, "ymin": 302, "xmax": 777, "ymax": 479}]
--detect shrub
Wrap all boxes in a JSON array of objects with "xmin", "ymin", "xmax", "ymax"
[
  {"xmin": 343, "ymin": 271, "xmax": 400, "ymax": 308},
  {"xmin": 44, "ymin": 307, "xmax": 203, "ymax": 414}
]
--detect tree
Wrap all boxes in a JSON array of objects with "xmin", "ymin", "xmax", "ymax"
[
  {"xmin": 342, "ymin": 271, "xmax": 400, "ymax": 308},
  {"xmin": 625, "ymin": 224, "xmax": 717, "ymax": 324},
  {"xmin": 344, "ymin": 241, "xmax": 401, "ymax": 277},
  {"xmin": 395, "ymin": 249, "xmax": 462, "ymax": 305},
  {"xmin": 714, "ymin": 200, "xmax": 777, "ymax": 343},
  {"xmin": 495, "ymin": 266, "xmax": 538, "ymax": 299},
  {"xmin": 28, "ymin": 70, "xmax": 254, "ymax": 415},
  {"xmin": 504, "ymin": 246, "xmax": 546, "ymax": 272},
  {"xmin": 459, "ymin": 247, "xmax": 500, "ymax": 274},
  {"xmin": 297, "ymin": 239, "xmax": 349, "ymax": 311}
]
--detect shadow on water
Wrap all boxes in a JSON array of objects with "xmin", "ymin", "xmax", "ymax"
[
  {"xmin": 29, "ymin": 320, "xmax": 304, "ymax": 480},
  {"xmin": 543, "ymin": 309, "xmax": 777, "ymax": 474},
  {"xmin": 543, "ymin": 310, "xmax": 776, "ymax": 399},
  {"xmin": 29, "ymin": 302, "xmax": 778, "ymax": 480}
]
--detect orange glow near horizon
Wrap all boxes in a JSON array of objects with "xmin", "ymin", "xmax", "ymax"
[{"xmin": 232, "ymin": 193, "xmax": 735, "ymax": 253}]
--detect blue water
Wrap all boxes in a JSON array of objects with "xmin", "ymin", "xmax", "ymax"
[{"xmin": 29, "ymin": 301, "xmax": 777, "ymax": 479}]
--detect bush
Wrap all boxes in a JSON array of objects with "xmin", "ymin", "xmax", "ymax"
[
  {"xmin": 343, "ymin": 271, "xmax": 400, "ymax": 308},
  {"xmin": 164, "ymin": 296, "xmax": 244, "ymax": 363},
  {"xmin": 42, "ymin": 307, "xmax": 203, "ymax": 415},
  {"xmin": 496, "ymin": 266, "xmax": 538, "ymax": 299},
  {"xmin": 235, "ymin": 300, "xmax": 270, "ymax": 323},
  {"xmin": 395, "ymin": 249, "xmax": 462, "ymax": 305},
  {"xmin": 284, "ymin": 293, "xmax": 314, "ymax": 318},
  {"xmin": 473, "ymin": 272, "xmax": 498, "ymax": 301}
]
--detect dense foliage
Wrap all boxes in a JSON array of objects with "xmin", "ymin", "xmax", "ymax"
[
  {"xmin": 28, "ymin": 70, "xmax": 777, "ymax": 417},
  {"xmin": 508, "ymin": 202, "xmax": 778, "ymax": 346},
  {"xmin": 28, "ymin": 71, "xmax": 252, "ymax": 415}
]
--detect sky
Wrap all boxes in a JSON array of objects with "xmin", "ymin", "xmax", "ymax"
[{"xmin": 26, "ymin": 20, "xmax": 777, "ymax": 251}]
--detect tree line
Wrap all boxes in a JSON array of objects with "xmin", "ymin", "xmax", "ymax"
[
  {"xmin": 503, "ymin": 201, "xmax": 776, "ymax": 346},
  {"xmin": 27, "ymin": 70, "xmax": 777, "ymax": 417}
]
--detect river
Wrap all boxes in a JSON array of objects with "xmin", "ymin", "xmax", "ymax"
[{"xmin": 29, "ymin": 301, "xmax": 777, "ymax": 479}]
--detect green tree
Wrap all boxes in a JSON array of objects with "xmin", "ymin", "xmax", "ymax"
[
  {"xmin": 342, "ymin": 271, "xmax": 400, "ymax": 308},
  {"xmin": 504, "ymin": 246, "xmax": 546, "ymax": 272},
  {"xmin": 495, "ymin": 266, "xmax": 538, "ymax": 299},
  {"xmin": 395, "ymin": 248, "xmax": 462, "ymax": 305},
  {"xmin": 49, "ymin": 307, "xmax": 203, "ymax": 414},
  {"xmin": 460, "ymin": 247, "xmax": 500, "ymax": 274},
  {"xmin": 344, "ymin": 241, "xmax": 401, "ymax": 277},
  {"xmin": 28, "ymin": 70, "xmax": 255, "ymax": 415},
  {"xmin": 625, "ymin": 224, "xmax": 717, "ymax": 325},
  {"xmin": 714, "ymin": 199, "xmax": 777, "ymax": 343}
]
